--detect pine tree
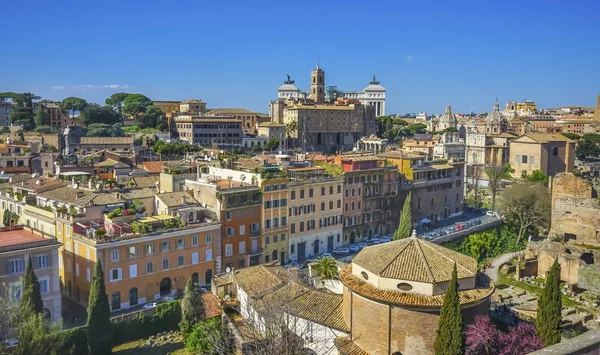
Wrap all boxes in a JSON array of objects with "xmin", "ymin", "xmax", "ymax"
[
  {"xmin": 434, "ymin": 264, "xmax": 464, "ymax": 355},
  {"xmin": 536, "ymin": 258, "xmax": 562, "ymax": 346},
  {"xmin": 394, "ymin": 191, "xmax": 412, "ymax": 240},
  {"xmin": 180, "ymin": 277, "xmax": 205, "ymax": 337},
  {"xmin": 20, "ymin": 255, "xmax": 44, "ymax": 317},
  {"xmin": 86, "ymin": 261, "xmax": 113, "ymax": 355}
]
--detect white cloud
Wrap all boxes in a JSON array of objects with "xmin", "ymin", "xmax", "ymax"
[
  {"xmin": 406, "ymin": 55, "xmax": 414, "ymax": 61},
  {"xmin": 52, "ymin": 84, "xmax": 129, "ymax": 91}
]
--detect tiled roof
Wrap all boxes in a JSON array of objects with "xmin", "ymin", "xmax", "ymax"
[
  {"xmin": 334, "ymin": 337, "xmax": 370, "ymax": 355},
  {"xmin": 258, "ymin": 122, "xmax": 284, "ymax": 127},
  {"xmin": 517, "ymin": 133, "xmax": 574, "ymax": 143},
  {"xmin": 91, "ymin": 188, "xmax": 155, "ymax": 205},
  {"xmin": 156, "ymin": 191, "xmax": 199, "ymax": 207},
  {"xmin": 95, "ymin": 158, "xmax": 130, "ymax": 168},
  {"xmin": 213, "ymin": 273, "xmax": 233, "ymax": 287},
  {"xmin": 377, "ymin": 151, "xmax": 426, "ymax": 160},
  {"xmin": 202, "ymin": 293, "xmax": 223, "ymax": 319},
  {"xmin": 340, "ymin": 264, "xmax": 494, "ymax": 308},
  {"xmin": 287, "ymin": 290, "xmax": 349, "ymax": 332},
  {"xmin": 207, "ymin": 108, "xmax": 256, "ymax": 115},
  {"xmin": 79, "ymin": 137, "xmax": 134, "ymax": 145},
  {"xmin": 181, "ymin": 99, "xmax": 205, "ymax": 104},
  {"xmin": 352, "ymin": 238, "xmax": 477, "ymax": 283},
  {"xmin": 12, "ymin": 177, "xmax": 65, "ymax": 192},
  {"xmin": 37, "ymin": 186, "xmax": 95, "ymax": 207},
  {"xmin": 142, "ymin": 161, "xmax": 169, "ymax": 174},
  {"xmin": 133, "ymin": 176, "xmax": 157, "ymax": 188},
  {"xmin": 232, "ymin": 264, "xmax": 291, "ymax": 298}
]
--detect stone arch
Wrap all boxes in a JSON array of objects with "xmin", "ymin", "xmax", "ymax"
[
  {"xmin": 129, "ymin": 287, "xmax": 138, "ymax": 306},
  {"xmin": 111, "ymin": 291, "xmax": 121, "ymax": 310},
  {"xmin": 160, "ymin": 277, "xmax": 172, "ymax": 296},
  {"xmin": 191, "ymin": 272, "xmax": 199, "ymax": 285}
]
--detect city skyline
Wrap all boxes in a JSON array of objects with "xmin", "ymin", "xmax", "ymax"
[{"xmin": 2, "ymin": 0, "xmax": 599, "ymax": 114}]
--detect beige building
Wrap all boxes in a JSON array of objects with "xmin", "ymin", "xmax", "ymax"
[
  {"xmin": 287, "ymin": 167, "xmax": 344, "ymax": 263},
  {"xmin": 75, "ymin": 137, "xmax": 135, "ymax": 154},
  {"xmin": 171, "ymin": 115, "xmax": 242, "ymax": 147},
  {"xmin": 509, "ymin": 133, "xmax": 575, "ymax": 178},
  {"xmin": 0, "ymin": 227, "xmax": 62, "ymax": 322},
  {"xmin": 257, "ymin": 121, "xmax": 285, "ymax": 148},
  {"xmin": 282, "ymin": 101, "xmax": 376, "ymax": 152},
  {"xmin": 206, "ymin": 108, "xmax": 259, "ymax": 133},
  {"xmin": 402, "ymin": 134, "xmax": 438, "ymax": 159},
  {"xmin": 179, "ymin": 99, "xmax": 207, "ymax": 115}
]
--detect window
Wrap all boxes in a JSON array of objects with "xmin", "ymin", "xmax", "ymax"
[
  {"xmin": 145, "ymin": 243, "xmax": 155, "ymax": 254},
  {"xmin": 300, "ymin": 190, "xmax": 305, "ymax": 199},
  {"xmin": 226, "ymin": 211, "xmax": 232, "ymax": 220},
  {"xmin": 281, "ymin": 217, "xmax": 287, "ymax": 226},
  {"xmin": 329, "ymin": 201, "xmax": 333, "ymax": 210},
  {"xmin": 87, "ymin": 268, "xmax": 91, "ymax": 282},
  {"xmin": 321, "ymin": 187, "xmax": 325, "ymax": 196},
  {"xmin": 146, "ymin": 262, "xmax": 154, "ymax": 273},
  {"xmin": 178, "ymin": 255, "xmax": 185, "ymax": 267},
  {"xmin": 191, "ymin": 252, "xmax": 199, "ymax": 264},
  {"xmin": 74, "ymin": 244, "xmax": 79, "ymax": 254},
  {"xmin": 110, "ymin": 268, "xmax": 122, "ymax": 282},
  {"xmin": 553, "ymin": 147, "xmax": 559, "ymax": 156},
  {"xmin": 240, "ymin": 225, "xmax": 245, "ymax": 235},
  {"xmin": 239, "ymin": 242, "xmax": 245, "ymax": 254},
  {"xmin": 161, "ymin": 241, "xmax": 170, "ymax": 252},
  {"xmin": 358, "ymin": 188, "xmax": 361, "ymax": 195},
  {"xmin": 291, "ymin": 191, "xmax": 296, "ymax": 200},
  {"xmin": 128, "ymin": 246, "xmax": 137, "ymax": 258},
  {"xmin": 162, "ymin": 258, "xmax": 169, "ymax": 270},
  {"xmin": 291, "ymin": 223, "xmax": 295, "ymax": 233},
  {"xmin": 530, "ymin": 156, "xmax": 534, "ymax": 165},
  {"xmin": 337, "ymin": 185, "xmax": 341, "ymax": 193},
  {"xmin": 38, "ymin": 278, "xmax": 49, "ymax": 294},
  {"xmin": 86, "ymin": 248, "xmax": 91, "ymax": 259},
  {"xmin": 516, "ymin": 154, "xmax": 520, "ymax": 163},
  {"xmin": 111, "ymin": 249, "xmax": 120, "ymax": 262},
  {"xmin": 266, "ymin": 236, "xmax": 270, "ymax": 244},
  {"xmin": 225, "ymin": 244, "xmax": 233, "ymax": 257},
  {"xmin": 226, "ymin": 227, "xmax": 234, "ymax": 237},
  {"xmin": 281, "ymin": 234, "xmax": 285, "ymax": 241},
  {"xmin": 177, "ymin": 238, "xmax": 185, "ymax": 249},
  {"xmin": 521, "ymin": 155, "xmax": 528, "ymax": 164},
  {"xmin": 8, "ymin": 259, "xmax": 23, "ymax": 274},
  {"xmin": 273, "ymin": 217, "xmax": 279, "ymax": 227},
  {"xmin": 291, "ymin": 244, "xmax": 295, "ymax": 253},
  {"xmin": 129, "ymin": 264, "xmax": 137, "ymax": 278},
  {"xmin": 205, "ymin": 233, "xmax": 212, "ymax": 244},
  {"xmin": 329, "ymin": 186, "xmax": 333, "ymax": 194},
  {"xmin": 36, "ymin": 255, "xmax": 49, "ymax": 269},
  {"xmin": 321, "ymin": 202, "xmax": 325, "ymax": 211},
  {"xmin": 300, "ymin": 221, "xmax": 304, "ymax": 232},
  {"xmin": 266, "ymin": 219, "xmax": 271, "ymax": 229},
  {"xmin": 206, "ymin": 249, "xmax": 213, "ymax": 261},
  {"xmin": 309, "ymin": 188, "xmax": 313, "ymax": 197}
]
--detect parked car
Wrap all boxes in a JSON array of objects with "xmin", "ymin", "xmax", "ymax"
[
  {"xmin": 161, "ymin": 296, "xmax": 175, "ymax": 302},
  {"xmin": 142, "ymin": 302, "xmax": 158, "ymax": 310},
  {"xmin": 370, "ymin": 238, "xmax": 381, "ymax": 244},
  {"xmin": 349, "ymin": 245, "xmax": 360, "ymax": 253},
  {"xmin": 357, "ymin": 243, "xmax": 368, "ymax": 250},
  {"xmin": 333, "ymin": 248, "xmax": 350, "ymax": 255},
  {"xmin": 380, "ymin": 236, "xmax": 391, "ymax": 243},
  {"xmin": 320, "ymin": 253, "xmax": 333, "ymax": 259},
  {"xmin": 486, "ymin": 210, "xmax": 496, "ymax": 217}
]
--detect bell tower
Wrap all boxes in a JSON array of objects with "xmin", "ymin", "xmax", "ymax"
[{"xmin": 310, "ymin": 64, "xmax": 325, "ymax": 104}]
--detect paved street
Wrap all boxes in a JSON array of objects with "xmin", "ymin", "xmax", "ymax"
[{"xmin": 484, "ymin": 251, "xmax": 523, "ymax": 282}]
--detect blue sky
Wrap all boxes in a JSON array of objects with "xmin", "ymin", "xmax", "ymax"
[{"xmin": 1, "ymin": 0, "xmax": 599, "ymax": 115}]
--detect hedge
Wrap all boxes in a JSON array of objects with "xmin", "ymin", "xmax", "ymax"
[{"xmin": 55, "ymin": 300, "xmax": 182, "ymax": 354}]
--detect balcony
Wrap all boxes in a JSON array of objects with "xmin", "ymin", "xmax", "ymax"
[
  {"xmin": 250, "ymin": 229, "xmax": 261, "ymax": 238},
  {"xmin": 248, "ymin": 247, "xmax": 263, "ymax": 256}
]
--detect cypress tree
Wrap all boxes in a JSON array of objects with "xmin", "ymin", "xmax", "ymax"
[
  {"xmin": 20, "ymin": 255, "xmax": 44, "ymax": 317},
  {"xmin": 87, "ymin": 261, "xmax": 113, "ymax": 355},
  {"xmin": 536, "ymin": 258, "xmax": 562, "ymax": 346},
  {"xmin": 180, "ymin": 277, "xmax": 205, "ymax": 337},
  {"xmin": 394, "ymin": 191, "xmax": 412, "ymax": 240},
  {"xmin": 434, "ymin": 264, "xmax": 464, "ymax": 355}
]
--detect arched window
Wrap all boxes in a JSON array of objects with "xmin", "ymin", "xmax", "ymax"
[
  {"xmin": 205, "ymin": 269, "xmax": 213, "ymax": 286},
  {"xmin": 191, "ymin": 272, "xmax": 199, "ymax": 285},
  {"xmin": 111, "ymin": 292, "xmax": 121, "ymax": 310}
]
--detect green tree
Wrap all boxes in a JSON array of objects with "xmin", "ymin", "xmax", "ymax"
[
  {"xmin": 59, "ymin": 97, "xmax": 87, "ymax": 118},
  {"xmin": 34, "ymin": 110, "xmax": 50, "ymax": 127},
  {"xmin": 79, "ymin": 104, "xmax": 120, "ymax": 126},
  {"xmin": 285, "ymin": 120, "xmax": 298, "ymax": 150},
  {"xmin": 528, "ymin": 170, "xmax": 549, "ymax": 184},
  {"xmin": 499, "ymin": 182, "xmax": 551, "ymax": 243},
  {"xmin": 138, "ymin": 105, "xmax": 163, "ymax": 128},
  {"xmin": 3, "ymin": 209, "xmax": 19, "ymax": 226},
  {"xmin": 394, "ymin": 192, "xmax": 412, "ymax": 240},
  {"xmin": 20, "ymin": 255, "xmax": 44, "ymax": 317},
  {"xmin": 105, "ymin": 92, "xmax": 130, "ymax": 121},
  {"xmin": 312, "ymin": 256, "xmax": 339, "ymax": 279},
  {"xmin": 87, "ymin": 261, "xmax": 113, "ymax": 355},
  {"xmin": 484, "ymin": 164, "xmax": 506, "ymax": 210},
  {"xmin": 123, "ymin": 94, "xmax": 151, "ymax": 119},
  {"xmin": 180, "ymin": 278, "xmax": 205, "ymax": 337},
  {"xmin": 434, "ymin": 264, "xmax": 464, "ymax": 355},
  {"xmin": 536, "ymin": 259, "xmax": 562, "ymax": 346},
  {"xmin": 264, "ymin": 138, "xmax": 280, "ymax": 151},
  {"xmin": 156, "ymin": 120, "xmax": 168, "ymax": 132},
  {"xmin": 561, "ymin": 133, "xmax": 580, "ymax": 140}
]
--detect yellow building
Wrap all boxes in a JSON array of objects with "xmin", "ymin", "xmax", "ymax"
[
  {"xmin": 206, "ymin": 108, "xmax": 259, "ymax": 133},
  {"xmin": 509, "ymin": 133, "xmax": 575, "ymax": 179},
  {"xmin": 260, "ymin": 177, "xmax": 289, "ymax": 264}
]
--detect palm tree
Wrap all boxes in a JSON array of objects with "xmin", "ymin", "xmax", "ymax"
[
  {"xmin": 312, "ymin": 256, "xmax": 339, "ymax": 280},
  {"xmin": 285, "ymin": 120, "xmax": 298, "ymax": 151}
]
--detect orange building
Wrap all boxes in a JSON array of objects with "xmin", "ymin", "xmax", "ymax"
[
  {"xmin": 59, "ymin": 212, "xmax": 220, "ymax": 312},
  {"xmin": 260, "ymin": 177, "xmax": 289, "ymax": 264}
]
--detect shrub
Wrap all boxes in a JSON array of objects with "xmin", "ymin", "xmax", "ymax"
[{"xmin": 185, "ymin": 317, "xmax": 222, "ymax": 352}]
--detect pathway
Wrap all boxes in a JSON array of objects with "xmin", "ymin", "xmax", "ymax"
[{"xmin": 485, "ymin": 251, "xmax": 523, "ymax": 282}]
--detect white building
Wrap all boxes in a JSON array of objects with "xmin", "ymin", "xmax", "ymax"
[{"xmin": 339, "ymin": 75, "xmax": 387, "ymax": 117}]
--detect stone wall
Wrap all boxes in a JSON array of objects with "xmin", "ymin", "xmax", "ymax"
[
  {"xmin": 549, "ymin": 196, "xmax": 600, "ymax": 245},
  {"xmin": 527, "ymin": 240, "xmax": 599, "ymax": 286},
  {"xmin": 552, "ymin": 172, "xmax": 594, "ymax": 206}
]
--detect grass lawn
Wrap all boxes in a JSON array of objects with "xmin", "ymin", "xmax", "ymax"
[
  {"xmin": 112, "ymin": 339, "xmax": 193, "ymax": 355},
  {"xmin": 497, "ymin": 272, "xmax": 592, "ymax": 313}
]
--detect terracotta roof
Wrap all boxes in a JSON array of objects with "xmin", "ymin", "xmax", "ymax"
[
  {"xmin": 213, "ymin": 273, "xmax": 233, "ymax": 287},
  {"xmin": 37, "ymin": 186, "xmax": 95, "ymax": 207},
  {"xmin": 156, "ymin": 191, "xmax": 199, "ymax": 207},
  {"xmin": 516, "ymin": 133, "xmax": 574, "ymax": 143},
  {"xmin": 79, "ymin": 137, "xmax": 134, "ymax": 145},
  {"xmin": 352, "ymin": 237, "xmax": 477, "ymax": 283},
  {"xmin": 215, "ymin": 179, "xmax": 252, "ymax": 189},
  {"xmin": 202, "ymin": 293, "xmax": 223, "ymax": 319},
  {"xmin": 287, "ymin": 290, "xmax": 349, "ymax": 332},
  {"xmin": 206, "ymin": 108, "xmax": 256, "ymax": 115},
  {"xmin": 334, "ymin": 337, "xmax": 370, "ymax": 355},
  {"xmin": 0, "ymin": 229, "xmax": 61, "ymax": 250},
  {"xmin": 233, "ymin": 158, "xmax": 263, "ymax": 170},
  {"xmin": 142, "ymin": 161, "xmax": 167, "ymax": 174},
  {"xmin": 95, "ymin": 158, "xmax": 130, "ymax": 168},
  {"xmin": 11, "ymin": 177, "xmax": 65, "ymax": 192},
  {"xmin": 340, "ymin": 264, "xmax": 494, "ymax": 308}
]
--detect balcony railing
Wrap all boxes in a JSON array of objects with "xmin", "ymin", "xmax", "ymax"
[
  {"xmin": 250, "ymin": 229, "xmax": 261, "ymax": 237},
  {"xmin": 248, "ymin": 247, "xmax": 263, "ymax": 256}
]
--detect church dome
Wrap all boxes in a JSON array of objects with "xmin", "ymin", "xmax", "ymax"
[
  {"xmin": 437, "ymin": 104, "xmax": 458, "ymax": 128},
  {"xmin": 486, "ymin": 99, "xmax": 507, "ymax": 124},
  {"xmin": 278, "ymin": 83, "xmax": 300, "ymax": 92}
]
